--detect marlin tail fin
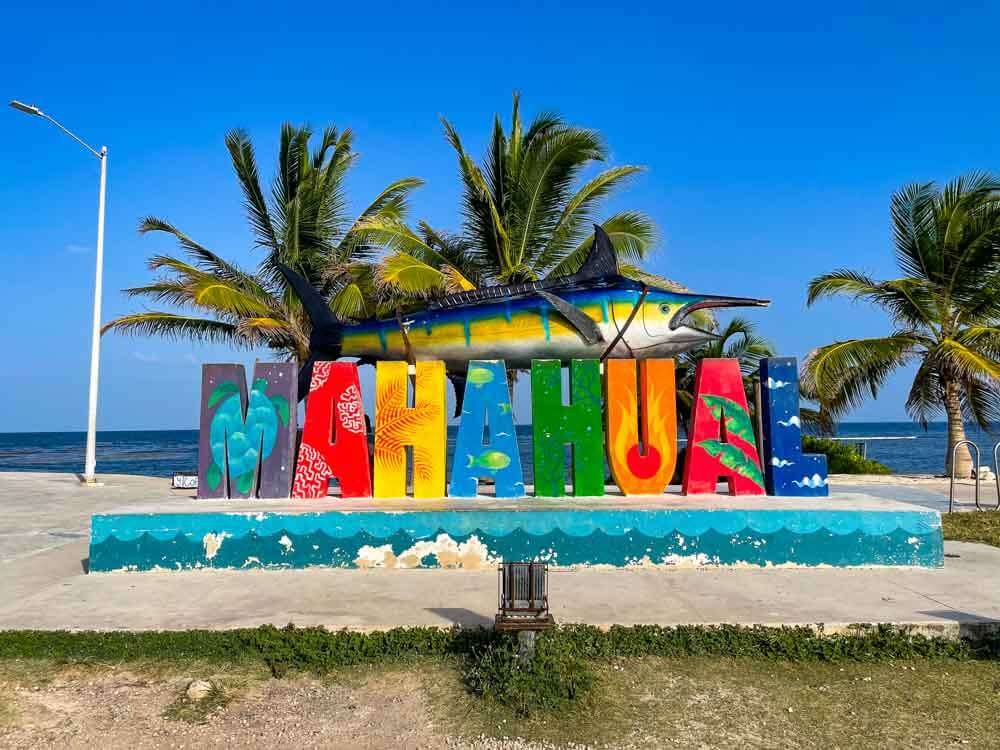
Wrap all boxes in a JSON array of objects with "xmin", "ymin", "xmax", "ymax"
[{"xmin": 277, "ymin": 263, "xmax": 344, "ymax": 399}]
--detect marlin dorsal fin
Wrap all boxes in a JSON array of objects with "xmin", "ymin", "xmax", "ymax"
[{"xmin": 571, "ymin": 224, "xmax": 619, "ymax": 282}]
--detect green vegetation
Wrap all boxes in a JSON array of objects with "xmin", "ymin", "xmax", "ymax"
[
  {"xmin": 942, "ymin": 510, "xmax": 1000, "ymax": 548},
  {"xmin": 804, "ymin": 172, "xmax": 1000, "ymax": 477},
  {"xmin": 373, "ymin": 93, "xmax": 670, "ymax": 300},
  {"xmin": 463, "ymin": 633, "xmax": 593, "ymax": 716},
  {"xmin": 102, "ymin": 98, "xmax": 705, "ymax": 361},
  {"xmin": 3, "ymin": 626, "xmax": 1000, "ymax": 744},
  {"xmin": 802, "ymin": 436, "xmax": 892, "ymax": 474},
  {"xmin": 0, "ymin": 623, "xmax": 992, "ymax": 676},
  {"xmin": 102, "ymin": 124, "xmax": 425, "ymax": 356},
  {"xmin": 430, "ymin": 657, "xmax": 1000, "ymax": 748},
  {"xmin": 675, "ymin": 317, "xmax": 775, "ymax": 424}
]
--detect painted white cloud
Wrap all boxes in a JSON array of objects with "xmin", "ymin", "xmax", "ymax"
[
  {"xmin": 778, "ymin": 416, "xmax": 801, "ymax": 428},
  {"xmin": 771, "ymin": 457, "xmax": 793, "ymax": 467},
  {"xmin": 792, "ymin": 473, "xmax": 828, "ymax": 488},
  {"xmin": 766, "ymin": 377, "xmax": 791, "ymax": 389}
]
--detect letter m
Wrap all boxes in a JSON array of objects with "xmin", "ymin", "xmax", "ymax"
[{"xmin": 197, "ymin": 363, "xmax": 298, "ymax": 499}]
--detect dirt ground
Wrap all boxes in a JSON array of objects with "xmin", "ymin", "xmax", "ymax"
[
  {"xmin": 2, "ymin": 658, "xmax": 999, "ymax": 750},
  {"xmin": 0, "ymin": 665, "xmax": 450, "ymax": 750}
]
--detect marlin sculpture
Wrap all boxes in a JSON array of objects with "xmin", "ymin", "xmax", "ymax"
[{"xmin": 279, "ymin": 226, "xmax": 769, "ymax": 412}]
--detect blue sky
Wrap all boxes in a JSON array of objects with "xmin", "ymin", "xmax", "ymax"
[{"xmin": 1, "ymin": 1, "xmax": 997, "ymax": 431}]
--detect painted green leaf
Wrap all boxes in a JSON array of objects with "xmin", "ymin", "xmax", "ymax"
[
  {"xmin": 207, "ymin": 381, "xmax": 239, "ymax": 409},
  {"xmin": 700, "ymin": 394, "xmax": 756, "ymax": 445},
  {"xmin": 697, "ymin": 439, "xmax": 764, "ymax": 488},
  {"xmin": 236, "ymin": 471, "xmax": 255, "ymax": 495},
  {"xmin": 270, "ymin": 394, "xmax": 290, "ymax": 427},
  {"xmin": 206, "ymin": 462, "xmax": 222, "ymax": 491}
]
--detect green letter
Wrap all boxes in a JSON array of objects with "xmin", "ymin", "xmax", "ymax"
[{"xmin": 531, "ymin": 359, "xmax": 604, "ymax": 497}]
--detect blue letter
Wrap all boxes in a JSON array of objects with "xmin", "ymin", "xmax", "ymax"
[
  {"xmin": 449, "ymin": 360, "xmax": 525, "ymax": 498},
  {"xmin": 760, "ymin": 357, "xmax": 827, "ymax": 496}
]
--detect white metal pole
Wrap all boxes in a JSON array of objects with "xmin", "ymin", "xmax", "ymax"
[{"xmin": 83, "ymin": 146, "xmax": 108, "ymax": 484}]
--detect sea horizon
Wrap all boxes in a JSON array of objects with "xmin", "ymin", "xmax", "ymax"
[{"xmin": 1, "ymin": 422, "xmax": 997, "ymax": 478}]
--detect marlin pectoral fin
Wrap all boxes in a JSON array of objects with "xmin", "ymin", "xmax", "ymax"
[{"xmin": 537, "ymin": 291, "xmax": 605, "ymax": 345}]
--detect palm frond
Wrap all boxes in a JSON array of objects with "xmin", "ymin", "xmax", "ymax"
[
  {"xmin": 802, "ymin": 334, "xmax": 920, "ymax": 418},
  {"xmin": 540, "ymin": 165, "xmax": 644, "ymax": 262},
  {"xmin": 376, "ymin": 252, "xmax": 448, "ymax": 297},
  {"xmin": 101, "ymin": 313, "xmax": 245, "ymax": 345},
  {"xmin": 807, "ymin": 270, "xmax": 935, "ymax": 328},
  {"xmin": 937, "ymin": 339, "xmax": 1000, "ymax": 380},
  {"xmin": 328, "ymin": 282, "xmax": 368, "ymax": 321},
  {"xmin": 225, "ymin": 129, "xmax": 278, "ymax": 251}
]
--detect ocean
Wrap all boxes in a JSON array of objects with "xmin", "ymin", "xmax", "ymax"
[{"xmin": 0, "ymin": 423, "xmax": 997, "ymax": 478}]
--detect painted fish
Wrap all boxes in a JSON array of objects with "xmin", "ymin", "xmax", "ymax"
[
  {"xmin": 279, "ymin": 226, "xmax": 769, "ymax": 405},
  {"xmin": 466, "ymin": 366, "xmax": 495, "ymax": 386},
  {"xmin": 466, "ymin": 450, "xmax": 512, "ymax": 471}
]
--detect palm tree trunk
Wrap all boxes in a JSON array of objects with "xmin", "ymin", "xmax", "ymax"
[{"xmin": 944, "ymin": 380, "xmax": 974, "ymax": 478}]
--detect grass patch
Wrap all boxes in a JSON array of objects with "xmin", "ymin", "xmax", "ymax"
[
  {"xmin": 1, "ymin": 626, "xmax": 999, "ymax": 745},
  {"xmin": 943, "ymin": 510, "xmax": 1000, "ymax": 548},
  {"xmin": 0, "ymin": 623, "xmax": 994, "ymax": 678},
  {"xmin": 162, "ymin": 681, "xmax": 230, "ymax": 724},
  {"xmin": 803, "ymin": 436, "xmax": 892, "ymax": 474},
  {"xmin": 430, "ymin": 657, "xmax": 1000, "ymax": 747}
]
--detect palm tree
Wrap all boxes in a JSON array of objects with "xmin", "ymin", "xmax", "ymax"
[
  {"xmin": 361, "ymin": 94, "xmax": 671, "ymax": 300},
  {"xmin": 675, "ymin": 317, "xmax": 776, "ymax": 427},
  {"xmin": 803, "ymin": 172, "xmax": 1000, "ymax": 477},
  {"xmin": 103, "ymin": 124, "xmax": 423, "ymax": 361}
]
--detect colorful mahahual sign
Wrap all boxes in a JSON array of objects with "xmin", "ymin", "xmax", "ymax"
[
  {"xmin": 198, "ymin": 355, "xmax": 826, "ymax": 500},
  {"xmin": 197, "ymin": 228, "xmax": 827, "ymax": 501}
]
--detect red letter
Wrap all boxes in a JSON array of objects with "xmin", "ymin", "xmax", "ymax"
[
  {"xmin": 682, "ymin": 359, "xmax": 765, "ymax": 496},
  {"xmin": 293, "ymin": 361, "xmax": 372, "ymax": 498}
]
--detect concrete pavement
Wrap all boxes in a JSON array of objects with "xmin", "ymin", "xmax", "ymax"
[{"xmin": 2, "ymin": 471, "xmax": 999, "ymax": 636}]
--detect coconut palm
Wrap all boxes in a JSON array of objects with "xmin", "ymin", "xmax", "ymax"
[
  {"xmin": 803, "ymin": 172, "xmax": 1000, "ymax": 476},
  {"xmin": 362, "ymin": 94, "xmax": 667, "ymax": 300},
  {"xmin": 103, "ymin": 124, "xmax": 423, "ymax": 361}
]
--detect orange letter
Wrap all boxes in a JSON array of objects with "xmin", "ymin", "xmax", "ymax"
[{"xmin": 606, "ymin": 359, "xmax": 677, "ymax": 495}]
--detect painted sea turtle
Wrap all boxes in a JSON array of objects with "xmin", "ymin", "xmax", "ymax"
[{"xmin": 205, "ymin": 377, "xmax": 290, "ymax": 494}]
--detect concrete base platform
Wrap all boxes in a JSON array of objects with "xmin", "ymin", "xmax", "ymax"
[
  {"xmin": 89, "ymin": 492, "xmax": 944, "ymax": 571},
  {"xmin": 2, "ymin": 472, "xmax": 994, "ymax": 634}
]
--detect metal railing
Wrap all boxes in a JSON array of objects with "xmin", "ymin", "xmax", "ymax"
[
  {"xmin": 995, "ymin": 442, "xmax": 1000, "ymax": 510},
  {"xmin": 949, "ymin": 440, "xmax": 981, "ymax": 512}
]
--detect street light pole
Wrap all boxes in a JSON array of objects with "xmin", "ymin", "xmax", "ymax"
[
  {"xmin": 84, "ymin": 146, "xmax": 108, "ymax": 484},
  {"xmin": 10, "ymin": 100, "xmax": 108, "ymax": 485}
]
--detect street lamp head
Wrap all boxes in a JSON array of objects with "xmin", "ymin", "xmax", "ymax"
[{"xmin": 10, "ymin": 100, "xmax": 44, "ymax": 116}]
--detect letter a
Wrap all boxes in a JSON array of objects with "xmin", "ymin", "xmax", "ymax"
[
  {"xmin": 374, "ymin": 361, "xmax": 447, "ymax": 498},
  {"xmin": 606, "ymin": 359, "xmax": 677, "ymax": 495},
  {"xmin": 682, "ymin": 358, "xmax": 765, "ymax": 495},
  {"xmin": 293, "ymin": 361, "xmax": 372, "ymax": 498},
  {"xmin": 449, "ymin": 360, "xmax": 525, "ymax": 498}
]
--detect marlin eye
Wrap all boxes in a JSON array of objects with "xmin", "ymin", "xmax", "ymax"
[{"xmin": 659, "ymin": 303, "xmax": 672, "ymax": 315}]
